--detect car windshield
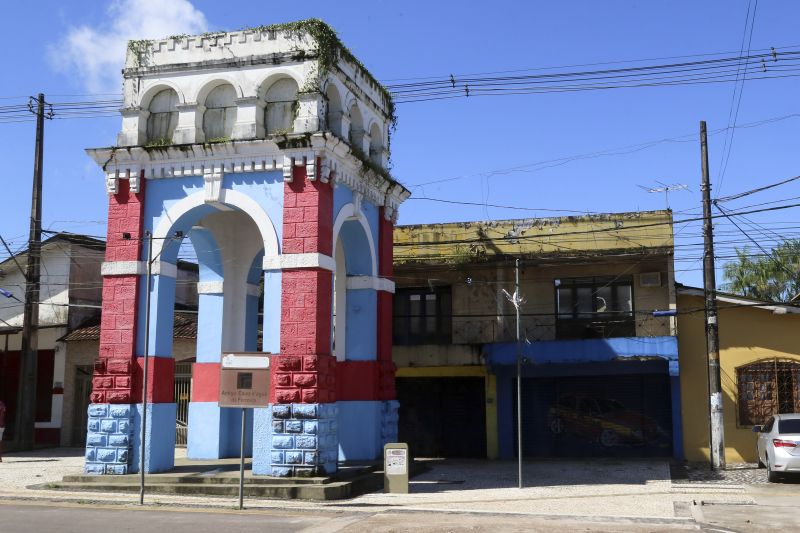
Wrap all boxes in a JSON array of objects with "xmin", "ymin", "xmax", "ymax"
[
  {"xmin": 596, "ymin": 398, "xmax": 625, "ymax": 413},
  {"xmin": 778, "ymin": 418, "xmax": 800, "ymax": 434}
]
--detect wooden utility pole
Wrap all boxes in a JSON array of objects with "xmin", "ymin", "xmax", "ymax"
[
  {"xmin": 16, "ymin": 94, "xmax": 46, "ymax": 450},
  {"xmin": 700, "ymin": 120, "xmax": 725, "ymax": 470}
]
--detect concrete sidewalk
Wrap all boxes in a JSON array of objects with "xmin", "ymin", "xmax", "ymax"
[{"xmin": 0, "ymin": 449, "xmax": 752, "ymax": 522}]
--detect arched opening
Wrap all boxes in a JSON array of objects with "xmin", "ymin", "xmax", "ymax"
[
  {"xmin": 146, "ymin": 88, "xmax": 179, "ymax": 144},
  {"xmin": 263, "ymin": 78, "xmax": 298, "ymax": 135},
  {"xmin": 331, "ymin": 212, "xmax": 376, "ymax": 362},
  {"xmin": 332, "ymin": 213, "xmax": 384, "ymax": 462},
  {"xmin": 137, "ymin": 194, "xmax": 278, "ymax": 469},
  {"xmin": 369, "ymin": 123, "xmax": 383, "ymax": 165},
  {"xmin": 202, "ymin": 84, "xmax": 237, "ymax": 141},
  {"xmin": 325, "ymin": 84, "xmax": 343, "ymax": 138},
  {"xmin": 348, "ymin": 104, "xmax": 364, "ymax": 151}
]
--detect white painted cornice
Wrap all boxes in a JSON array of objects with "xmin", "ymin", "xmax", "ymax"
[
  {"xmin": 346, "ymin": 275, "xmax": 395, "ymax": 293},
  {"xmin": 89, "ymin": 133, "xmax": 411, "ymax": 214},
  {"xmin": 263, "ymin": 253, "xmax": 335, "ymax": 272}
]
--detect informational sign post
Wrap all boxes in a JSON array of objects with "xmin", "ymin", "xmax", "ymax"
[
  {"xmin": 219, "ymin": 353, "xmax": 270, "ymax": 509},
  {"xmin": 383, "ymin": 442, "xmax": 409, "ymax": 494}
]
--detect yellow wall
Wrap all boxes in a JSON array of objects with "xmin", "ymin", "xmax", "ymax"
[
  {"xmin": 394, "ymin": 211, "xmax": 674, "ymax": 264},
  {"xmin": 678, "ymin": 293, "xmax": 800, "ymax": 463}
]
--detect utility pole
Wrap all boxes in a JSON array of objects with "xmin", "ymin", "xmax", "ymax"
[
  {"xmin": 503, "ymin": 259, "xmax": 524, "ymax": 488},
  {"xmin": 515, "ymin": 258, "xmax": 523, "ymax": 488},
  {"xmin": 700, "ymin": 120, "xmax": 725, "ymax": 470},
  {"xmin": 16, "ymin": 94, "xmax": 47, "ymax": 450}
]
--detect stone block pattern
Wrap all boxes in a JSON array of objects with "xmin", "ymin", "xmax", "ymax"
[
  {"xmin": 104, "ymin": 178, "xmax": 145, "ymax": 262},
  {"xmin": 282, "ymin": 163, "xmax": 333, "ymax": 255},
  {"xmin": 381, "ymin": 400, "xmax": 400, "ymax": 446},
  {"xmin": 277, "ymin": 163, "xmax": 338, "ymax": 405},
  {"xmin": 270, "ymin": 403, "xmax": 338, "ymax": 477},
  {"xmin": 92, "ymin": 177, "xmax": 145, "ymax": 404},
  {"xmin": 271, "ymin": 352, "xmax": 336, "ymax": 404},
  {"xmin": 85, "ymin": 403, "xmax": 134, "ymax": 474}
]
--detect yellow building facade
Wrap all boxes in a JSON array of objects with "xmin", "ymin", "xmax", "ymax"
[
  {"xmin": 678, "ymin": 287, "xmax": 800, "ymax": 463},
  {"xmin": 393, "ymin": 211, "xmax": 681, "ymax": 460}
]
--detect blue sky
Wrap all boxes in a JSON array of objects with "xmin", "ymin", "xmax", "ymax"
[{"xmin": 2, "ymin": 0, "xmax": 800, "ymax": 288}]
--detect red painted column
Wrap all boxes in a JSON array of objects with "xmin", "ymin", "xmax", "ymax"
[
  {"xmin": 272, "ymin": 162, "xmax": 337, "ymax": 404},
  {"xmin": 91, "ymin": 178, "xmax": 144, "ymax": 405},
  {"xmin": 377, "ymin": 207, "xmax": 396, "ymax": 401}
]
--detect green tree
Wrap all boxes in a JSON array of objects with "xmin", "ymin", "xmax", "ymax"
[{"xmin": 722, "ymin": 239, "xmax": 800, "ymax": 302}]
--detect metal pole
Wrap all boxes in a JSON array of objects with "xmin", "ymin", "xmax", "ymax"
[
  {"xmin": 139, "ymin": 231, "xmax": 153, "ymax": 504},
  {"xmin": 17, "ymin": 93, "xmax": 45, "ymax": 450},
  {"xmin": 515, "ymin": 258, "xmax": 523, "ymax": 489},
  {"xmin": 239, "ymin": 407, "xmax": 246, "ymax": 510},
  {"xmin": 700, "ymin": 121, "xmax": 725, "ymax": 471}
]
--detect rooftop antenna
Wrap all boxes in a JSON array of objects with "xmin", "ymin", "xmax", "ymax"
[{"xmin": 637, "ymin": 181, "xmax": 690, "ymax": 210}]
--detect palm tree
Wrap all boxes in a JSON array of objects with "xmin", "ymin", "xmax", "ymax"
[{"xmin": 722, "ymin": 240, "xmax": 800, "ymax": 302}]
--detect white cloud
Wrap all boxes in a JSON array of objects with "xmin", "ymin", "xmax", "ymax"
[{"xmin": 49, "ymin": 0, "xmax": 209, "ymax": 94}]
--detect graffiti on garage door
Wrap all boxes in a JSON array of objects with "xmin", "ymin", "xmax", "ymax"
[{"xmin": 515, "ymin": 374, "xmax": 672, "ymax": 457}]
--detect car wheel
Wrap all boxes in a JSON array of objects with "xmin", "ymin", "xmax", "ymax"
[
  {"xmin": 767, "ymin": 457, "xmax": 780, "ymax": 483},
  {"xmin": 757, "ymin": 455, "xmax": 765, "ymax": 468},
  {"xmin": 549, "ymin": 417, "xmax": 564, "ymax": 434},
  {"xmin": 599, "ymin": 428, "xmax": 619, "ymax": 448}
]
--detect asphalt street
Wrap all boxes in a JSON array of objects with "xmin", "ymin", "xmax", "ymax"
[{"xmin": 0, "ymin": 502, "xmax": 702, "ymax": 533}]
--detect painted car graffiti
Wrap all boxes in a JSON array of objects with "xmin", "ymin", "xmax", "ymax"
[{"xmin": 547, "ymin": 394, "xmax": 664, "ymax": 447}]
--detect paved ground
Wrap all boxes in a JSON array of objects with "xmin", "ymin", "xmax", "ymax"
[
  {"xmin": 1, "ymin": 449, "xmax": 798, "ymax": 531},
  {"xmin": 674, "ymin": 462, "xmax": 770, "ymax": 485}
]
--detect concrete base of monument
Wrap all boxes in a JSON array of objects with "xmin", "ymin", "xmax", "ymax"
[{"xmin": 50, "ymin": 457, "xmax": 428, "ymax": 500}]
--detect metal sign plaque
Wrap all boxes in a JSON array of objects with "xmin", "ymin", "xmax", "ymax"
[
  {"xmin": 385, "ymin": 448, "xmax": 408, "ymax": 475},
  {"xmin": 218, "ymin": 353, "xmax": 271, "ymax": 408}
]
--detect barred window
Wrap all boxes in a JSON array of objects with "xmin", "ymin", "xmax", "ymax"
[{"xmin": 737, "ymin": 360, "xmax": 800, "ymax": 426}]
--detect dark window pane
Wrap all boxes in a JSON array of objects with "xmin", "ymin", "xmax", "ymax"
[
  {"xmin": 557, "ymin": 287, "xmax": 573, "ymax": 317},
  {"xmin": 595, "ymin": 286, "xmax": 612, "ymax": 313},
  {"xmin": 778, "ymin": 419, "xmax": 800, "ymax": 434},
  {"xmin": 614, "ymin": 285, "xmax": 633, "ymax": 313},
  {"xmin": 576, "ymin": 287, "xmax": 592, "ymax": 317}
]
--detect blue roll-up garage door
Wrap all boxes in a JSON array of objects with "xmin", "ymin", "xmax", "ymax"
[{"xmin": 514, "ymin": 374, "xmax": 673, "ymax": 457}]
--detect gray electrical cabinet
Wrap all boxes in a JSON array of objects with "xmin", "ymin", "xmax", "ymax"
[{"xmin": 383, "ymin": 442, "xmax": 409, "ymax": 493}]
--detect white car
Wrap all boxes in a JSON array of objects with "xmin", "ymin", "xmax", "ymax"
[{"xmin": 754, "ymin": 413, "xmax": 800, "ymax": 482}]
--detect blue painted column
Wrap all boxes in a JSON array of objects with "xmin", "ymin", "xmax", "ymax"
[
  {"xmin": 253, "ymin": 267, "xmax": 282, "ymax": 474},
  {"xmin": 187, "ymin": 287, "xmax": 244, "ymax": 459},
  {"xmin": 131, "ymin": 269, "xmax": 178, "ymax": 473},
  {"xmin": 669, "ymin": 360, "xmax": 684, "ymax": 459},
  {"xmin": 186, "ymin": 227, "xmax": 242, "ymax": 459},
  {"xmin": 337, "ymin": 284, "xmax": 383, "ymax": 461}
]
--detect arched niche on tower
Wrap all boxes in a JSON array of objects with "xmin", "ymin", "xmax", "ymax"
[
  {"xmin": 325, "ymin": 83, "xmax": 344, "ymax": 139},
  {"xmin": 145, "ymin": 88, "xmax": 179, "ymax": 145},
  {"xmin": 368, "ymin": 122, "xmax": 384, "ymax": 166},
  {"xmin": 202, "ymin": 83, "xmax": 238, "ymax": 141},
  {"xmin": 348, "ymin": 104, "xmax": 365, "ymax": 153},
  {"xmin": 262, "ymin": 77, "xmax": 299, "ymax": 135}
]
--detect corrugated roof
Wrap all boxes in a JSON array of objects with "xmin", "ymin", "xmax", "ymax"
[{"xmin": 61, "ymin": 312, "xmax": 197, "ymax": 341}]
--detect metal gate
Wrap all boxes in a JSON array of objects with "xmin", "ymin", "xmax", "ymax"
[
  {"xmin": 174, "ymin": 362, "xmax": 193, "ymax": 447},
  {"xmin": 397, "ymin": 377, "xmax": 487, "ymax": 458}
]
